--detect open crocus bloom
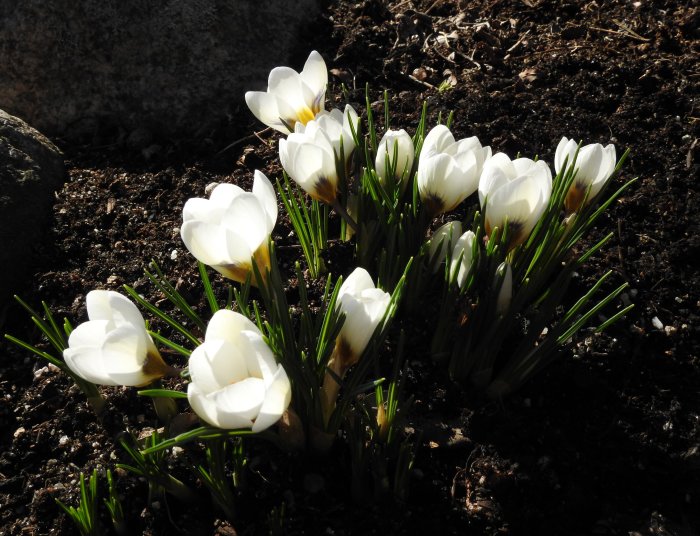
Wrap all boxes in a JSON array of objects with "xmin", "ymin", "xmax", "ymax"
[
  {"xmin": 375, "ymin": 129, "xmax": 415, "ymax": 189},
  {"xmin": 63, "ymin": 290, "xmax": 169, "ymax": 386},
  {"xmin": 478, "ymin": 153, "xmax": 552, "ymax": 248},
  {"xmin": 335, "ymin": 267, "xmax": 391, "ymax": 370},
  {"xmin": 555, "ymin": 137, "xmax": 617, "ymax": 213},
  {"xmin": 279, "ymin": 119, "xmax": 339, "ymax": 205},
  {"xmin": 180, "ymin": 170, "xmax": 277, "ymax": 285},
  {"xmin": 245, "ymin": 50, "xmax": 328, "ymax": 134},
  {"xmin": 417, "ymin": 125, "xmax": 491, "ymax": 215},
  {"xmin": 187, "ymin": 309, "xmax": 291, "ymax": 432}
]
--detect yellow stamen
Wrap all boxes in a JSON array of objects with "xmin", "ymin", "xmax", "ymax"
[{"xmin": 296, "ymin": 106, "xmax": 316, "ymax": 125}]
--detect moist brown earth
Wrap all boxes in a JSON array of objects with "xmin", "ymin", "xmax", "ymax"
[{"xmin": 1, "ymin": 1, "xmax": 699, "ymax": 534}]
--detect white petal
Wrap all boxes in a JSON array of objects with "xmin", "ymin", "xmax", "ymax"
[
  {"xmin": 213, "ymin": 377, "xmax": 266, "ymax": 422},
  {"xmin": 338, "ymin": 267, "xmax": 375, "ymax": 300},
  {"xmin": 67, "ymin": 319, "xmax": 109, "ymax": 350},
  {"xmin": 450, "ymin": 231, "xmax": 476, "ymax": 288},
  {"xmin": 421, "ymin": 124, "xmax": 454, "ymax": 158},
  {"xmin": 554, "ymin": 137, "xmax": 577, "ymax": 173},
  {"xmin": 86, "ymin": 290, "xmax": 144, "ymax": 330},
  {"xmin": 221, "ymin": 194, "xmax": 269, "ymax": 255},
  {"xmin": 237, "ymin": 330, "xmax": 278, "ymax": 384},
  {"xmin": 577, "ymin": 144, "xmax": 604, "ymax": 186},
  {"xmin": 300, "ymin": 50, "xmax": 328, "ymax": 104},
  {"xmin": 180, "ymin": 220, "xmax": 229, "ymax": 266},
  {"xmin": 205, "ymin": 309, "xmax": 258, "ymax": 346},
  {"xmin": 187, "ymin": 382, "xmax": 223, "ymax": 427},
  {"xmin": 188, "ymin": 339, "xmax": 248, "ymax": 394},
  {"xmin": 188, "ymin": 383, "xmax": 254, "ymax": 429},
  {"xmin": 244, "ymin": 91, "xmax": 287, "ymax": 133},
  {"xmin": 253, "ymin": 170, "xmax": 278, "ymax": 232},
  {"xmin": 479, "ymin": 152, "xmax": 515, "ymax": 206},
  {"xmin": 64, "ymin": 346, "xmax": 115, "ymax": 385},
  {"xmin": 99, "ymin": 325, "xmax": 151, "ymax": 386},
  {"xmin": 182, "ymin": 197, "xmax": 213, "ymax": 222},
  {"xmin": 251, "ymin": 365, "xmax": 292, "ymax": 433},
  {"xmin": 209, "ymin": 183, "xmax": 245, "ymax": 209}
]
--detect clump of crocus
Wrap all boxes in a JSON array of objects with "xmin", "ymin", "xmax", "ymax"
[
  {"xmin": 63, "ymin": 290, "xmax": 172, "ymax": 386},
  {"xmin": 417, "ymin": 125, "xmax": 491, "ymax": 216},
  {"xmin": 555, "ymin": 137, "xmax": 617, "ymax": 213},
  {"xmin": 478, "ymin": 153, "xmax": 552, "ymax": 249},
  {"xmin": 245, "ymin": 50, "xmax": 328, "ymax": 134},
  {"xmin": 187, "ymin": 309, "xmax": 292, "ymax": 432},
  {"xmin": 375, "ymin": 128, "xmax": 415, "ymax": 191},
  {"xmin": 180, "ymin": 170, "xmax": 277, "ymax": 286},
  {"xmin": 322, "ymin": 268, "xmax": 390, "ymax": 423}
]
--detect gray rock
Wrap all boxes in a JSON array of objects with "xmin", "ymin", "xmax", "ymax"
[
  {"xmin": 0, "ymin": 0, "xmax": 321, "ymax": 142},
  {"xmin": 0, "ymin": 109, "xmax": 65, "ymax": 303}
]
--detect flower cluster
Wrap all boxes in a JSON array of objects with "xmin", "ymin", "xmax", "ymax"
[{"xmin": 8, "ymin": 49, "xmax": 631, "ymax": 523}]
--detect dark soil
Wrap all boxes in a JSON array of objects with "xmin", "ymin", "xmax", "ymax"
[{"xmin": 2, "ymin": 0, "xmax": 699, "ymax": 534}]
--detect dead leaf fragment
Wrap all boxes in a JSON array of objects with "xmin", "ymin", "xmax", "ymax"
[{"xmin": 519, "ymin": 67, "xmax": 539, "ymax": 82}]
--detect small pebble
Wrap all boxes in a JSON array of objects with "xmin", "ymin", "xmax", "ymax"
[
  {"xmin": 58, "ymin": 435, "xmax": 70, "ymax": 446},
  {"xmin": 13, "ymin": 427, "xmax": 25, "ymax": 438},
  {"xmin": 170, "ymin": 249, "xmax": 178, "ymax": 260},
  {"xmin": 651, "ymin": 316, "xmax": 664, "ymax": 330}
]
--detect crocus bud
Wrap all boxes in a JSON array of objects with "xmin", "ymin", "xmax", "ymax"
[
  {"xmin": 180, "ymin": 170, "xmax": 277, "ymax": 286},
  {"xmin": 375, "ymin": 129, "xmax": 415, "ymax": 190},
  {"xmin": 428, "ymin": 221, "xmax": 462, "ymax": 272},
  {"xmin": 322, "ymin": 268, "xmax": 391, "ymax": 427},
  {"xmin": 417, "ymin": 125, "xmax": 491, "ymax": 216},
  {"xmin": 450, "ymin": 231, "xmax": 477, "ymax": 289},
  {"xmin": 314, "ymin": 104, "xmax": 360, "ymax": 163},
  {"xmin": 279, "ymin": 119, "xmax": 339, "ymax": 205},
  {"xmin": 63, "ymin": 290, "xmax": 170, "ymax": 386},
  {"xmin": 334, "ymin": 268, "xmax": 391, "ymax": 371},
  {"xmin": 478, "ymin": 153, "xmax": 552, "ymax": 249},
  {"xmin": 495, "ymin": 262, "xmax": 513, "ymax": 315},
  {"xmin": 187, "ymin": 309, "xmax": 292, "ymax": 432},
  {"xmin": 555, "ymin": 137, "xmax": 617, "ymax": 213},
  {"xmin": 245, "ymin": 50, "xmax": 327, "ymax": 134}
]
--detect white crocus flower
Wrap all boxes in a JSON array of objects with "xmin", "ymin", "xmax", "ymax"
[
  {"xmin": 279, "ymin": 119, "xmax": 339, "ymax": 205},
  {"xmin": 245, "ymin": 50, "xmax": 328, "ymax": 134},
  {"xmin": 450, "ymin": 230, "xmax": 477, "ymax": 289},
  {"xmin": 555, "ymin": 137, "xmax": 617, "ymax": 212},
  {"xmin": 63, "ymin": 290, "xmax": 170, "ymax": 386},
  {"xmin": 180, "ymin": 170, "xmax": 277, "ymax": 286},
  {"xmin": 322, "ymin": 268, "xmax": 391, "ymax": 425},
  {"xmin": 478, "ymin": 153, "xmax": 552, "ymax": 248},
  {"xmin": 187, "ymin": 309, "xmax": 291, "ymax": 432},
  {"xmin": 417, "ymin": 125, "xmax": 491, "ymax": 215},
  {"xmin": 334, "ymin": 267, "xmax": 391, "ymax": 367},
  {"xmin": 375, "ymin": 129, "xmax": 415, "ymax": 189}
]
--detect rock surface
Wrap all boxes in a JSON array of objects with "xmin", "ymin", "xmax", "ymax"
[
  {"xmin": 0, "ymin": 0, "xmax": 320, "ymax": 143},
  {"xmin": 0, "ymin": 110, "xmax": 65, "ymax": 307}
]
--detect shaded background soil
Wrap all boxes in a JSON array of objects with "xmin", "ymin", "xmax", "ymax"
[{"xmin": 1, "ymin": 0, "xmax": 699, "ymax": 534}]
